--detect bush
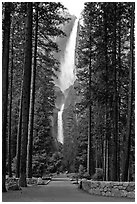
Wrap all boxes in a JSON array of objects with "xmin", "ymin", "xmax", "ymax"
[
  {"xmin": 92, "ymin": 168, "xmax": 103, "ymax": 181},
  {"xmin": 32, "ymin": 153, "xmax": 47, "ymax": 177},
  {"xmin": 82, "ymin": 172, "xmax": 91, "ymax": 180},
  {"xmin": 78, "ymin": 164, "xmax": 85, "ymax": 179}
]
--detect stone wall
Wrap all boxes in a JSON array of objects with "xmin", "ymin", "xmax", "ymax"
[
  {"xmin": 81, "ymin": 180, "xmax": 135, "ymax": 199},
  {"xmin": 6, "ymin": 177, "xmax": 51, "ymax": 190}
]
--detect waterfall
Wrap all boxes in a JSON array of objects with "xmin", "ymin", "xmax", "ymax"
[
  {"xmin": 59, "ymin": 18, "xmax": 79, "ymax": 92},
  {"xmin": 58, "ymin": 104, "xmax": 65, "ymax": 144},
  {"xmin": 57, "ymin": 18, "xmax": 79, "ymax": 144}
]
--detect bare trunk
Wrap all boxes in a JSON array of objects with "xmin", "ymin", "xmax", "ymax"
[
  {"xmin": 16, "ymin": 92, "xmax": 23, "ymax": 178},
  {"xmin": 103, "ymin": 5, "xmax": 109, "ymax": 181},
  {"xmin": 8, "ymin": 24, "xmax": 14, "ymax": 178},
  {"xmin": 112, "ymin": 4, "xmax": 118, "ymax": 181},
  {"xmin": 117, "ymin": 4, "xmax": 121, "ymax": 181},
  {"xmin": 87, "ymin": 33, "xmax": 95, "ymax": 176},
  {"xmin": 27, "ymin": 3, "xmax": 38, "ymax": 178},
  {"xmin": 2, "ymin": 2, "xmax": 11, "ymax": 192},
  {"xmin": 19, "ymin": 3, "xmax": 33, "ymax": 187}
]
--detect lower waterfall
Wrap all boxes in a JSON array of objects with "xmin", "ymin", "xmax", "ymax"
[{"xmin": 57, "ymin": 104, "xmax": 64, "ymax": 144}]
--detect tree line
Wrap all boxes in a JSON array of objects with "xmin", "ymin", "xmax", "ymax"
[
  {"xmin": 2, "ymin": 2, "xmax": 69, "ymax": 192},
  {"xmin": 62, "ymin": 2, "xmax": 135, "ymax": 182},
  {"xmin": 76, "ymin": 2, "xmax": 135, "ymax": 181}
]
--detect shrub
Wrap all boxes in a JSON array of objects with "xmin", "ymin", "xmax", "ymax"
[
  {"xmin": 92, "ymin": 168, "xmax": 103, "ymax": 181},
  {"xmin": 78, "ymin": 164, "xmax": 85, "ymax": 178},
  {"xmin": 82, "ymin": 172, "xmax": 91, "ymax": 180}
]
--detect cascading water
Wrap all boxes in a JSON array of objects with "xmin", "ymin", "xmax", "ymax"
[
  {"xmin": 59, "ymin": 18, "xmax": 79, "ymax": 92},
  {"xmin": 57, "ymin": 18, "xmax": 80, "ymax": 144},
  {"xmin": 57, "ymin": 104, "xmax": 64, "ymax": 144}
]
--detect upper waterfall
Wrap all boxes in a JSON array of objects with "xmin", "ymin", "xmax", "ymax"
[{"xmin": 58, "ymin": 18, "xmax": 79, "ymax": 93}]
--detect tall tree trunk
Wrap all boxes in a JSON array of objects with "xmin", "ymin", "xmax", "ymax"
[
  {"xmin": 16, "ymin": 91, "xmax": 23, "ymax": 178},
  {"xmin": 8, "ymin": 24, "xmax": 14, "ymax": 178},
  {"xmin": 2, "ymin": 2, "xmax": 11, "ymax": 192},
  {"xmin": 117, "ymin": 3, "xmax": 121, "ymax": 181},
  {"xmin": 111, "ymin": 3, "xmax": 118, "ymax": 181},
  {"xmin": 87, "ymin": 33, "xmax": 95, "ymax": 176},
  {"xmin": 19, "ymin": 3, "xmax": 33, "ymax": 187},
  {"xmin": 121, "ymin": 3, "xmax": 134, "ymax": 182},
  {"xmin": 103, "ymin": 4, "xmax": 109, "ymax": 181},
  {"xmin": 27, "ymin": 3, "xmax": 38, "ymax": 178}
]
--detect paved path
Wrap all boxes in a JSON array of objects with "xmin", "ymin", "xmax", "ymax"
[{"xmin": 2, "ymin": 174, "xmax": 135, "ymax": 202}]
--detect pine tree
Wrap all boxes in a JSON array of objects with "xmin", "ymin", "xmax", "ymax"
[
  {"xmin": 27, "ymin": 2, "xmax": 38, "ymax": 179},
  {"xmin": 8, "ymin": 21, "xmax": 15, "ymax": 178},
  {"xmin": 87, "ymin": 32, "xmax": 95, "ymax": 176},
  {"xmin": 16, "ymin": 90, "xmax": 23, "ymax": 178},
  {"xmin": 19, "ymin": 2, "xmax": 33, "ymax": 187},
  {"xmin": 121, "ymin": 2, "xmax": 135, "ymax": 181},
  {"xmin": 2, "ymin": 2, "xmax": 12, "ymax": 192},
  {"xmin": 111, "ymin": 3, "xmax": 118, "ymax": 181}
]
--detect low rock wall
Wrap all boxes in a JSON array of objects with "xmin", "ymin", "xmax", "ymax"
[
  {"xmin": 81, "ymin": 180, "xmax": 135, "ymax": 199},
  {"xmin": 6, "ymin": 177, "xmax": 51, "ymax": 190}
]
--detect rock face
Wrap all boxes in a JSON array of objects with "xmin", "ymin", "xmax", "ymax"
[
  {"xmin": 54, "ymin": 86, "xmax": 65, "ymax": 110},
  {"xmin": 64, "ymin": 85, "xmax": 76, "ymax": 109},
  {"xmin": 81, "ymin": 180, "xmax": 135, "ymax": 199}
]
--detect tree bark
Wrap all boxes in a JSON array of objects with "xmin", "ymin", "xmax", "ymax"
[
  {"xmin": 19, "ymin": 3, "xmax": 33, "ymax": 187},
  {"xmin": 103, "ymin": 4, "xmax": 109, "ymax": 181},
  {"xmin": 121, "ymin": 3, "xmax": 134, "ymax": 182},
  {"xmin": 111, "ymin": 3, "xmax": 118, "ymax": 181},
  {"xmin": 27, "ymin": 3, "xmax": 38, "ymax": 178},
  {"xmin": 87, "ymin": 33, "xmax": 95, "ymax": 176},
  {"xmin": 8, "ymin": 23, "xmax": 14, "ymax": 178},
  {"xmin": 2, "ymin": 2, "xmax": 12, "ymax": 192},
  {"xmin": 117, "ymin": 3, "xmax": 121, "ymax": 181},
  {"xmin": 16, "ymin": 91, "xmax": 23, "ymax": 178}
]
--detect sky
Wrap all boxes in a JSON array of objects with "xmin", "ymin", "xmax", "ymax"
[{"xmin": 62, "ymin": 0, "xmax": 84, "ymax": 18}]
